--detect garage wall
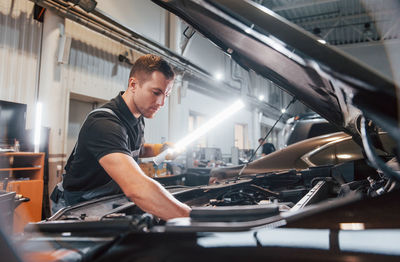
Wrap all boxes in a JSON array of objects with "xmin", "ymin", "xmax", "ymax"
[
  {"xmin": 63, "ymin": 19, "xmax": 177, "ymax": 146},
  {"xmin": 183, "ymin": 34, "xmax": 230, "ymax": 83},
  {"xmin": 67, "ymin": 99, "xmax": 94, "ymax": 157},
  {"xmin": 177, "ymin": 89, "xmax": 254, "ymax": 154},
  {"xmin": 143, "ymin": 99, "xmax": 170, "ymax": 144},
  {"xmin": 96, "ymin": 0, "xmax": 167, "ymax": 46},
  {"xmin": 64, "ymin": 20, "xmax": 133, "ymax": 101},
  {"xmin": 0, "ymin": 0, "xmax": 42, "ymax": 129}
]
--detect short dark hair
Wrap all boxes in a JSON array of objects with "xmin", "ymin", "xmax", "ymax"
[{"xmin": 129, "ymin": 54, "xmax": 174, "ymax": 83}]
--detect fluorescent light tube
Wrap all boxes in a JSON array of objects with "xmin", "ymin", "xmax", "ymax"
[
  {"xmin": 153, "ymin": 100, "xmax": 245, "ymax": 165},
  {"xmin": 34, "ymin": 102, "xmax": 42, "ymax": 153}
]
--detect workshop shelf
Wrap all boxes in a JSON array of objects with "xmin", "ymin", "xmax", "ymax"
[{"xmin": 0, "ymin": 152, "xmax": 45, "ymax": 233}]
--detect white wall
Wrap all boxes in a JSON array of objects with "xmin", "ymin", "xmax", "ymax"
[
  {"xmin": 0, "ymin": 0, "xmax": 41, "ymax": 129},
  {"xmin": 67, "ymin": 99, "xmax": 93, "ymax": 156},
  {"xmin": 38, "ymin": 11, "xmax": 66, "ymax": 157},
  {"xmin": 183, "ymin": 34, "xmax": 229, "ymax": 80},
  {"xmin": 96, "ymin": 0, "xmax": 167, "ymax": 45},
  {"xmin": 143, "ymin": 99, "xmax": 170, "ymax": 144},
  {"xmin": 177, "ymin": 89, "xmax": 255, "ymax": 154},
  {"xmin": 63, "ymin": 18, "xmax": 176, "ymax": 146},
  {"xmin": 64, "ymin": 20, "xmax": 132, "ymax": 101}
]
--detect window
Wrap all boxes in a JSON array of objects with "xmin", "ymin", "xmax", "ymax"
[{"xmin": 234, "ymin": 123, "xmax": 248, "ymax": 149}]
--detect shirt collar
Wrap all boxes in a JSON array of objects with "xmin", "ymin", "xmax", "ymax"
[{"xmin": 115, "ymin": 91, "xmax": 142, "ymax": 126}]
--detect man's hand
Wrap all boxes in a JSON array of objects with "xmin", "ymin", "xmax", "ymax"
[
  {"xmin": 161, "ymin": 142, "xmax": 180, "ymax": 160},
  {"xmin": 141, "ymin": 142, "xmax": 180, "ymax": 160},
  {"xmin": 161, "ymin": 142, "xmax": 173, "ymax": 152},
  {"xmin": 209, "ymin": 176, "xmax": 218, "ymax": 184},
  {"xmin": 208, "ymin": 172, "xmax": 227, "ymax": 185}
]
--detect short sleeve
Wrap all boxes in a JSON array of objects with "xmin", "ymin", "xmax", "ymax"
[{"xmin": 81, "ymin": 117, "xmax": 132, "ymax": 160}]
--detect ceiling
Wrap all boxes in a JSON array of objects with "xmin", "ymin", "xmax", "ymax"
[{"xmin": 252, "ymin": 0, "xmax": 400, "ymax": 45}]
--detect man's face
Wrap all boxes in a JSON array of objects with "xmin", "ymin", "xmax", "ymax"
[{"xmin": 131, "ymin": 71, "xmax": 174, "ymax": 118}]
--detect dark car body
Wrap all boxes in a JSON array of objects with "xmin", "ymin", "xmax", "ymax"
[
  {"xmin": 282, "ymin": 113, "xmax": 340, "ymax": 147},
  {"xmin": 5, "ymin": 0, "xmax": 400, "ymax": 261}
]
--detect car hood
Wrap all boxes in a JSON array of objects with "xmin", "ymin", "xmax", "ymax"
[{"xmin": 152, "ymin": 0, "xmax": 398, "ymax": 136}]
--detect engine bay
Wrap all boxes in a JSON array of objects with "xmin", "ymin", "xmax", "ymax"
[{"xmin": 33, "ymin": 158, "xmax": 398, "ymax": 234}]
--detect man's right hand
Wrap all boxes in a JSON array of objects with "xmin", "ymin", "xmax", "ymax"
[{"xmin": 208, "ymin": 171, "xmax": 228, "ymax": 185}]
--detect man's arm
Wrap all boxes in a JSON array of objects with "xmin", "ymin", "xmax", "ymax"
[{"xmin": 99, "ymin": 152, "xmax": 191, "ymax": 220}]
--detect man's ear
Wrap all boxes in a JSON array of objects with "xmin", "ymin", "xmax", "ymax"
[{"xmin": 128, "ymin": 77, "xmax": 137, "ymax": 92}]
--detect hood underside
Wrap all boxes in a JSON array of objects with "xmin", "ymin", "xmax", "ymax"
[{"xmin": 152, "ymin": 0, "xmax": 398, "ymax": 135}]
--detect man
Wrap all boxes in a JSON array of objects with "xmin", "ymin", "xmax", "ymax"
[
  {"xmin": 52, "ymin": 54, "xmax": 191, "ymax": 220},
  {"xmin": 258, "ymin": 138, "xmax": 276, "ymax": 156}
]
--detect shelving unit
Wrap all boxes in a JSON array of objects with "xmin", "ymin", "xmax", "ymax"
[{"xmin": 0, "ymin": 152, "xmax": 44, "ymax": 233}]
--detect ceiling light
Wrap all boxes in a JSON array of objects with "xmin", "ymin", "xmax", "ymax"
[
  {"xmin": 281, "ymin": 108, "xmax": 286, "ymax": 113},
  {"xmin": 258, "ymin": 95, "xmax": 264, "ymax": 101},
  {"xmin": 214, "ymin": 72, "xmax": 223, "ymax": 81},
  {"xmin": 318, "ymin": 39, "xmax": 327, "ymax": 44},
  {"xmin": 340, "ymin": 223, "xmax": 365, "ymax": 230}
]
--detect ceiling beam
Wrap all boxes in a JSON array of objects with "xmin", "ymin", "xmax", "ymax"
[
  {"xmin": 294, "ymin": 9, "xmax": 399, "ymax": 28},
  {"xmin": 271, "ymin": 0, "xmax": 339, "ymax": 12}
]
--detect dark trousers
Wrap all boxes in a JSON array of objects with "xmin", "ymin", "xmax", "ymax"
[{"xmin": 50, "ymin": 179, "xmax": 122, "ymax": 215}]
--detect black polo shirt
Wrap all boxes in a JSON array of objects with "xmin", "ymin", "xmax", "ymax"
[
  {"xmin": 262, "ymin": 143, "xmax": 276, "ymax": 155},
  {"xmin": 63, "ymin": 92, "xmax": 145, "ymax": 191}
]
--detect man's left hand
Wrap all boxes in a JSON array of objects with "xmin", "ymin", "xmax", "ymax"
[{"xmin": 161, "ymin": 142, "xmax": 179, "ymax": 160}]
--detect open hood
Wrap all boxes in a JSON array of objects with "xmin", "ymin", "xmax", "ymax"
[{"xmin": 152, "ymin": 0, "xmax": 398, "ymax": 136}]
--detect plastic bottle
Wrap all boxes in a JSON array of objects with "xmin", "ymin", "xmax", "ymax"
[{"xmin": 14, "ymin": 139, "xmax": 20, "ymax": 152}]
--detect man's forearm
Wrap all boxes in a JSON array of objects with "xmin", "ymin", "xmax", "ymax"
[
  {"xmin": 126, "ymin": 176, "xmax": 191, "ymax": 220},
  {"xmin": 99, "ymin": 152, "xmax": 191, "ymax": 220}
]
